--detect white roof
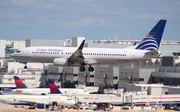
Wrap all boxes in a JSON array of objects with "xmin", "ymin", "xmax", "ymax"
[{"xmin": 0, "ymin": 84, "xmax": 15, "ymax": 88}]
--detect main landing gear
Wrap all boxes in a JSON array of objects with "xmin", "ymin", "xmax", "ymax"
[
  {"xmin": 24, "ymin": 62, "xmax": 27, "ymax": 69},
  {"xmin": 51, "ymin": 102, "xmax": 57, "ymax": 111},
  {"xmin": 29, "ymin": 104, "xmax": 36, "ymax": 109},
  {"xmin": 79, "ymin": 65, "xmax": 94, "ymax": 72}
]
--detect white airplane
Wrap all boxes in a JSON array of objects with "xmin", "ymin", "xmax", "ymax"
[
  {"xmin": 12, "ymin": 76, "xmax": 89, "ymax": 95},
  {"xmin": 0, "ymin": 92, "xmax": 75, "ymax": 110},
  {"xmin": 11, "ymin": 19, "xmax": 167, "ymax": 72}
]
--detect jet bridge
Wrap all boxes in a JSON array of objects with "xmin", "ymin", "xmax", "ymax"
[{"xmin": 70, "ymin": 94, "xmax": 180, "ymax": 104}]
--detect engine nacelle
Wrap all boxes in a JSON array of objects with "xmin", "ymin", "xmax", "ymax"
[
  {"xmin": 36, "ymin": 103, "xmax": 46, "ymax": 109},
  {"xmin": 53, "ymin": 58, "xmax": 69, "ymax": 66}
]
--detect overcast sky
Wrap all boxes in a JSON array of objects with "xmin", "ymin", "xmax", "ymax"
[{"xmin": 0, "ymin": 0, "xmax": 180, "ymax": 41}]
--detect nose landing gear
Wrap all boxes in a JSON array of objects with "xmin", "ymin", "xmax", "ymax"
[{"xmin": 88, "ymin": 66, "xmax": 94, "ymax": 72}]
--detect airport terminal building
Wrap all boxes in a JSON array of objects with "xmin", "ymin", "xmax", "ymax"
[{"xmin": 0, "ymin": 37, "xmax": 180, "ymax": 90}]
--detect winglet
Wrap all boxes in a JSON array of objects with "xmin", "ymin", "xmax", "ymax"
[
  {"xmin": 0, "ymin": 92, "xmax": 3, "ymax": 95},
  {"xmin": 133, "ymin": 42, "xmax": 137, "ymax": 46},
  {"xmin": 78, "ymin": 40, "xmax": 85, "ymax": 50},
  {"xmin": 48, "ymin": 80, "xmax": 62, "ymax": 94},
  {"xmin": 14, "ymin": 76, "xmax": 27, "ymax": 89}
]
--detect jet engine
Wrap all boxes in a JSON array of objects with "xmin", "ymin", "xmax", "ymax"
[
  {"xmin": 36, "ymin": 103, "xmax": 47, "ymax": 109},
  {"xmin": 53, "ymin": 58, "xmax": 69, "ymax": 66}
]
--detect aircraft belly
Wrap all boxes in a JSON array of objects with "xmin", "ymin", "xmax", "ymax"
[
  {"xmin": 28, "ymin": 56, "xmax": 54, "ymax": 63},
  {"xmin": 94, "ymin": 56, "xmax": 143, "ymax": 65},
  {"xmin": 14, "ymin": 56, "xmax": 30, "ymax": 63},
  {"xmin": 96, "ymin": 59, "xmax": 129, "ymax": 65}
]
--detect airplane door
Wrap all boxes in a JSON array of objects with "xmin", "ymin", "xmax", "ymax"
[
  {"xmin": 25, "ymin": 50, "xmax": 29, "ymax": 56},
  {"xmin": 24, "ymin": 50, "xmax": 30, "ymax": 61},
  {"xmin": 132, "ymin": 51, "xmax": 136, "ymax": 59}
]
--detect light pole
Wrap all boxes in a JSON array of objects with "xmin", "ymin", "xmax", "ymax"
[
  {"xmin": 159, "ymin": 94, "xmax": 162, "ymax": 108},
  {"xmin": 131, "ymin": 63, "xmax": 134, "ymax": 110}
]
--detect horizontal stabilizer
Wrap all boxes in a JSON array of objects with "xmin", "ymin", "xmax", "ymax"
[{"xmin": 145, "ymin": 50, "xmax": 159, "ymax": 55}]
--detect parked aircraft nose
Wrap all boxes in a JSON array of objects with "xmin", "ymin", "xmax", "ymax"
[{"xmin": 70, "ymin": 100, "xmax": 76, "ymax": 105}]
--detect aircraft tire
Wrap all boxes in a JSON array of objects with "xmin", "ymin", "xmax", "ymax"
[
  {"xmin": 24, "ymin": 66, "xmax": 27, "ymax": 69},
  {"xmin": 79, "ymin": 67, "xmax": 85, "ymax": 72},
  {"xmin": 88, "ymin": 67, "xmax": 94, "ymax": 72}
]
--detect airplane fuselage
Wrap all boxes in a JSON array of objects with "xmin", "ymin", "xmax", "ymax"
[
  {"xmin": 0, "ymin": 94, "xmax": 75, "ymax": 106},
  {"xmin": 11, "ymin": 46, "xmax": 158, "ymax": 65},
  {"xmin": 10, "ymin": 20, "xmax": 166, "ymax": 72},
  {"xmin": 12, "ymin": 88, "xmax": 89, "ymax": 95}
]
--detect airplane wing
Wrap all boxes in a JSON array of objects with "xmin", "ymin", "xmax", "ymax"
[
  {"xmin": 68, "ymin": 40, "xmax": 97, "ymax": 65},
  {"xmin": 68, "ymin": 40, "xmax": 85, "ymax": 64},
  {"xmin": 14, "ymin": 90, "xmax": 22, "ymax": 93}
]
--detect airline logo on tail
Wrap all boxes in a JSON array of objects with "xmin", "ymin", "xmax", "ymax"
[
  {"xmin": 135, "ymin": 19, "xmax": 166, "ymax": 50},
  {"xmin": 14, "ymin": 76, "xmax": 27, "ymax": 89},
  {"xmin": 48, "ymin": 80, "xmax": 62, "ymax": 94}
]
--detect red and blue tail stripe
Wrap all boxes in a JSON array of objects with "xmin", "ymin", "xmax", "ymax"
[
  {"xmin": 48, "ymin": 80, "xmax": 62, "ymax": 94},
  {"xmin": 14, "ymin": 76, "xmax": 27, "ymax": 89}
]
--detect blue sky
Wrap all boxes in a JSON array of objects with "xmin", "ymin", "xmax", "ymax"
[{"xmin": 0, "ymin": 0, "xmax": 180, "ymax": 41}]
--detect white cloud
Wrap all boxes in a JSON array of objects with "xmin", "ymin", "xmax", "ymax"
[
  {"xmin": 135, "ymin": 13, "xmax": 163, "ymax": 20},
  {"xmin": 11, "ymin": 0, "xmax": 36, "ymax": 6},
  {"xmin": 10, "ymin": 0, "xmax": 57, "ymax": 9},
  {"xmin": 75, "ymin": 17, "xmax": 96, "ymax": 27},
  {"xmin": 74, "ymin": 17, "xmax": 115, "ymax": 28},
  {"xmin": 8, "ymin": 12, "xmax": 23, "ymax": 19},
  {"xmin": 98, "ymin": 18, "xmax": 115, "ymax": 27},
  {"xmin": 71, "ymin": 0, "xmax": 92, "ymax": 3}
]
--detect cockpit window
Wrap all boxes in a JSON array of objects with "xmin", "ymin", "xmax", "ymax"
[{"xmin": 16, "ymin": 50, "xmax": 21, "ymax": 53}]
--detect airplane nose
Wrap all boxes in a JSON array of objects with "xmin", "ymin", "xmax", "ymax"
[
  {"xmin": 10, "ymin": 53, "xmax": 16, "ymax": 58},
  {"xmin": 10, "ymin": 53, "xmax": 14, "ymax": 57},
  {"xmin": 71, "ymin": 101, "xmax": 76, "ymax": 105}
]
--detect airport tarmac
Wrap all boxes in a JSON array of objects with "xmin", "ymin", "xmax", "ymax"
[
  {"xmin": 1, "ymin": 103, "xmax": 179, "ymax": 112},
  {"xmin": 0, "ymin": 102, "xmax": 96, "ymax": 112}
]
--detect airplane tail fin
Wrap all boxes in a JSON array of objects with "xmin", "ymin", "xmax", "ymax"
[
  {"xmin": 14, "ymin": 76, "xmax": 27, "ymax": 89},
  {"xmin": 135, "ymin": 19, "xmax": 166, "ymax": 50},
  {"xmin": 48, "ymin": 80, "xmax": 62, "ymax": 94}
]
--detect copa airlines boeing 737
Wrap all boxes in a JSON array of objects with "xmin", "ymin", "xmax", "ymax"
[
  {"xmin": 11, "ymin": 19, "xmax": 167, "ymax": 72},
  {"xmin": 12, "ymin": 76, "xmax": 89, "ymax": 95}
]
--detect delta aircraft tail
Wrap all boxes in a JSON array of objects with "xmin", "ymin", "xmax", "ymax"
[
  {"xmin": 125, "ymin": 19, "xmax": 166, "ymax": 50},
  {"xmin": 14, "ymin": 76, "xmax": 27, "ymax": 89},
  {"xmin": 48, "ymin": 80, "xmax": 62, "ymax": 94}
]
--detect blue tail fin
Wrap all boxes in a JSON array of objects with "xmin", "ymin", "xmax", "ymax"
[
  {"xmin": 135, "ymin": 19, "xmax": 166, "ymax": 50},
  {"xmin": 14, "ymin": 76, "xmax": 27, "ymax": 89},
  {"xmin": 48, "ymin": 80, "xmax": 62, "ymax": 94}
]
